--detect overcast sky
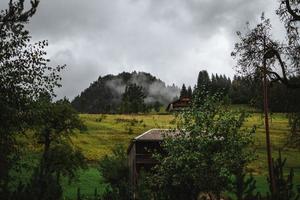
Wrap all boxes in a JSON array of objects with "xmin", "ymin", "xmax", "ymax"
[{"xmin": 1, "ymin": 0, "xmax": 284, "ymax": 100}]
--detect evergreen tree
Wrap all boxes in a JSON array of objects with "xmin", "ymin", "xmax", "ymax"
[
  {"xmin": 187, "ymin": 86, "xmax": 193, "ymax": 98},
  {"xmin": 197, "ymin": 70, "xmax": 210, "ymax": 89},
  {"xmin": 211, "ymin": 74, "xmax": 217, "ymax": 93},
  {"xmin": 121, "ymin": 84, "xmax": 146, "ymax": 113},
  {"xmin": 153, "ymin": 101, "xmax": 162, "ymax": 112},
  {"xmin": 180, "ymin": 84, "xmax": 188, "ymax": 98},
  {"xmin": 229, "ymin": 75, "xmax": 255, "ymax": 105}
]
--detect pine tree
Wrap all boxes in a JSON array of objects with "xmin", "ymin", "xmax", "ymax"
[
  {"xmin": 180, "ymin": 84, "xmax": 188, "ymax": 98},
  {"xmin": 121, "ymin": 84, "xmax": 146, "ymax": 113},
  {"xmin": 197, "ymin": 70, "xmax": 210, "ymax": 89},
  {"xmin": 187, "ymin": 86, "xmax": 193, "ymax": 98}
]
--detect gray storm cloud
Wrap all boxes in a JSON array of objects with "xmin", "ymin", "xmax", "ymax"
[{"xmin": 0, "ymin": 0, "xmax": 281, "ymax": 100}]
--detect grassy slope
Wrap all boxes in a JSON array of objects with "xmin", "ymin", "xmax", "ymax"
[
  {"xmin": 72, "ymin": 114, "xmax": 176, "ymax": 161},
  {"xmin": 63, "ymin": 114, "xmax": 176, "ymax": 198},
  {"xmin": 63, "ymin": 113, "xmax": 300, "ymax": 198}
]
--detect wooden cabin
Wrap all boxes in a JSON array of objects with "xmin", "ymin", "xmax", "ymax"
[
  {"xmin": 127, "ymin": 129, "xmax": 179, "ymax": 194},
  {"xmin": 166, "ymin": 97, "xmax": 191, "ymax": 112}
]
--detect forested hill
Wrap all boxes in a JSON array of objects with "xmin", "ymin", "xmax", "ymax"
[{"xmin": 71, "ymin": 71, "xmax": 180, "ymax": 113}]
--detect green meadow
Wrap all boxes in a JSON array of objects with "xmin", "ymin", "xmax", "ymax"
[
  {"xmin": 72, "ymin": 114, "xmax": 176, "ymax": 161},
  {"xmin": 15, "ymin": 112, "xmax": 300, "ymax": 199}
]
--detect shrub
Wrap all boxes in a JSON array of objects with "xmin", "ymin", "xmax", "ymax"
[
  {"xmin": 146, "ymin": 89, "xmax": 256, "ymax": 200},
  {"xmin": 98, "ymin": 144, "xmax": 132, "ymax": 200}
]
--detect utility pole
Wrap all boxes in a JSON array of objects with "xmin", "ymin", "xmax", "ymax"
[{"xmin": 263, "ymin": 41, "xmax": 276, "ymax": 195}]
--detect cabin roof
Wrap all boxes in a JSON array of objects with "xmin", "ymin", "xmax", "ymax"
[
  {"xmin": 134, "ymin": 129, "xmax": 171, "ymax": 141},
  {"xmin": 127, "ymin": 129, "xmax": 180, "ymax": 154},
  {"xmin": 166, "ymin": 97, "xmax": 191, "ymax": 111}
]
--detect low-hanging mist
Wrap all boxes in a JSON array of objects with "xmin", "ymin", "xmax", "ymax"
[{"xmin": 71, "ymin": 71, "xmax": 180, "ymax": 113}]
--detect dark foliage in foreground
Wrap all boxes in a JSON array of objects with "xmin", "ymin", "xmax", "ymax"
[
  {"xmin": 0, "ymin": 0, "xmax": 64, "ymax": 198},
  {"xmin": 0, "ymin": 1, "xmax": 87, "ymax": 199},
  {"xmin": 98, "ymin": 144, "xmax": 132, "ymax": 200},
  {"xmin": 268, "ymin": 150, "xmax": 300, "ymax": 200},
  {"xmin": 144, "ymin": 89, "xmax": 257, "ymax": 200}
]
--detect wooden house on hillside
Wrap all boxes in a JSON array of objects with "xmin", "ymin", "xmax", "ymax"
[
  {"xmin": 127, "ymin": 129, "xmax": 180, "ymax": 194},
  {"xmin": 166, "ymin": 97, "xmax": 191, "ymax": 112}
]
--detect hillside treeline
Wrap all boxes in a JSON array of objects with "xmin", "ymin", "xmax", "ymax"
[
  {"xmin": 72, "ymin": 70, "xmax": 300, "ymax": 114},
  {"xmin": 183, "ymin": 70, "xmax": 300, "ymax": 113},
  {"xmin": 71, "ymin": 71, "xmax": 180, "ymax": 113}
]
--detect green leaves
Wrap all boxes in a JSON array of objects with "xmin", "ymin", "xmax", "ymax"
[
  {"xmin": 98, "ymin": 144, "xmax": 131, "ymax": 200},
  {"xmin": 25, "ymin": 99, "xmax": 87, "ymax": 199},
  {"xmin": 0, "ymin": 1, "xmax": 64, "ymax": 197},
  {"xmin": 148, "ymin": 89, "xmax": 256, "ymax": 199}
]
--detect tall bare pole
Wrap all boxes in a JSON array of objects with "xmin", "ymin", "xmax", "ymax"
[{"xmin": 263, "ymin": 50, "xmax": 276, "ymax": 195}]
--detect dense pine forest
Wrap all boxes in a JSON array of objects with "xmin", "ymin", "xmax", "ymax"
[
  {"xmin": 193, "ymin": 70, "xmax": 300, "ymax": 113},
  {"xmin": 71, "ymin": 71, "xmax": 180, "ymax": 113},
  {"xmin": 71, "ymin": 70, "xmax": 300, "ymax": 114}
]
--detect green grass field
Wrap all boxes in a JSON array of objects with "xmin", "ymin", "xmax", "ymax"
[
  {"xmin": 60, "ymin": 112, "xmax": 300, "ymax": 199},
  {"xmin": 72, "ymin": 114, "xmax": 176, "ymax": 161},
  {"xmin": 14, "ymin": 112, "xmax": 300, "ymax": 199},
  {"xmin": 64, "ymin": 114, "xmax": 177, "ymax": 199}
]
